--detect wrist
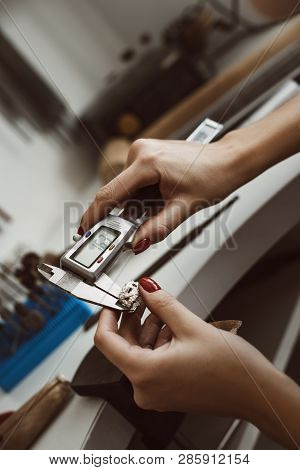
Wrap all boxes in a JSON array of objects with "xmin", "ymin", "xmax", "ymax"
[
  {"xmin": 219, "ymin": 97, "xmax": 300, "ymax": 190},
  {"xmin": 244, "ymin": 364, "xmax": 300, "ymax": 449},
  {"xmin": 212, "ymin": 129, "xmax": 259, "ymax": 195}
]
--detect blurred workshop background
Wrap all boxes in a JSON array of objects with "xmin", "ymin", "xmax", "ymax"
[
  {"xmin": 1, "ymin": 0, "xmax": 299, "ymax": 259},
  {"xmin": 0, "ymin": 0, "xmax": 299, "ymax": 450}
]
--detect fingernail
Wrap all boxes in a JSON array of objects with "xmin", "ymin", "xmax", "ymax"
[
  {"xmin": 133, "ymin": 238, "xmax": 150, "ymax": 255},
  {"xmin": 77, "ymin": 226, "xmax": 84, "ymax": 236},
  {"xmin": 139, "ymin": 277, "xmax": 161, "ymax": 293}
]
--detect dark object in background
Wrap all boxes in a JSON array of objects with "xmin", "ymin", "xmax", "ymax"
[
  {"xmin": 139, "ymin": 32, "xmax": 152, "ymax": 46},
  {"xmin": 164, "ymin": 5, "xmax": 213, "ymax": 55},
  {"xmin": 21, "ymin": 252, "xmax": 40, "ymax": 269},
  {"xmin": 0, "ymin": 207, "xmax": 12, "ymax": 223},
  {"xmin": 0, "ymin": 207, "xmax": 12, "ymax": 239},
  {"xmin": 0, "ymin": 29, "xmax": 65, "ymax": 133},
  {"xmin": 14, "ymin": 302, "xmax": 45, "ymax": 332},
  {"xmin": 78, "ymin": 45, "xmax": 212, "ymax": 147},
  {"xmin": 120, "ymin": 48, "xmax": 136, "ymax": 63}
]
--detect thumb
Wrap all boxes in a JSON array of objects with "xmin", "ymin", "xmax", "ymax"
[
  {"xmin": 139, "ymin": 277, "xmax": 201, "ymax": 337},
  {"xmin": 133, "ymin": 200, "xmax": 189, "ymax": 251},
  {"xmin": 80, "ymin": 163, "xmax": 157, "ymax": 232}
]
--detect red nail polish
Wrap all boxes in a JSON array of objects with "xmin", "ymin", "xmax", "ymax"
[
  {"xmin": 77, "ymin": 226, "xmax": 84, "ymax": 236},
  {"xmin": 139, "ymin": 277, "xmax": 161, "ymax": 293},
  {"xmin": 133, "ymin": 238, "xmax": 150, "ymax": 255}
]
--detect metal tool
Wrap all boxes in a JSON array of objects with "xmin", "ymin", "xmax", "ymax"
[
  {"xmin": 0, "ymin": 287, "xmax": 45, "ymax": 332},
  {"xmin": 0, "ymin": 264, "xmax": 56, "ymax": 315},
  {"xmin": 0, "ymin": 301, "xmax": 27, "ymax": 336},
  {"xmin": 38, "ymin": 118, "xmax": 223, "ymax": 309},
  {"xmin": 0, "ymin": 304, "xmax": 28, "ymax": 355}
]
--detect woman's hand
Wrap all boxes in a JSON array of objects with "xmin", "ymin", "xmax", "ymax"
[
  {"xmin": 79, "ymin": 136, "xmax": 244, "ymax": 253},
  {"xmin": 94, "ymin": 277, "xmax": 300, "ymax": 448},
  {"xmin": 79, "ymin": 95, "xmax": 300, "ymax": 253}
]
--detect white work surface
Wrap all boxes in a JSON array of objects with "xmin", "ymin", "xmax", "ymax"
[{"xmin": 0, "ymin": 81, "xmax": 299, "ymax": 450}]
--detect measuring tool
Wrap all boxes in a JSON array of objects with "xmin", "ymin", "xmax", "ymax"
[{"xmin": 38, "ymin": 119, "xmax": 223, "ymax": 310}]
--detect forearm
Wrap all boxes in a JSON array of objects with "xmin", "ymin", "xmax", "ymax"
[
  {"xmin": 250, "ymin": 0, "xmax": 300, "ymax": 20},
  {"xmin": 220, "ymin": 94, "xmax": 300, "ymax": 191},
  {"xmin": 212, "ymin": 97, "xmax": 300, "ymax": 447},
  {"xmin": 252, "ymin": 368, "xmax": 300, "ymax": 449}
]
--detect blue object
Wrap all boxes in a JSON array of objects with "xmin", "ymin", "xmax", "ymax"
[{"xmin": 0, "ymin": 293, "xmax": 91, "ymax": 391}]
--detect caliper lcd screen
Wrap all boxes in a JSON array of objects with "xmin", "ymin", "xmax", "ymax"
[{"xmin": 71, "ymin": 226, "xmax": 120, "ymax": 268}]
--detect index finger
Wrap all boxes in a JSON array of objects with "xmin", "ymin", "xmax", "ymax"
[{"xmin": 94, "ymin": 308, "xmax": 142, "ymax": 374}]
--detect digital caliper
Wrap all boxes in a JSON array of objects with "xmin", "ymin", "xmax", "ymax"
[{"xmin": 38, "ymin": 119, "xmax": 223, "ymax": 311}]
